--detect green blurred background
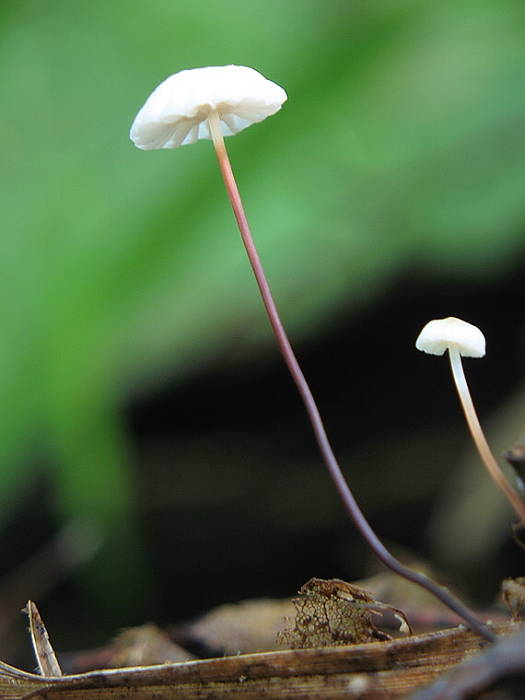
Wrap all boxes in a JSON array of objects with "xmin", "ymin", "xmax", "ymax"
[{"xmin": 1, "ymin": 0, "xmax": 525, "ymax": 661}]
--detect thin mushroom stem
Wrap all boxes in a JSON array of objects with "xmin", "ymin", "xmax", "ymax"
[
  {"xmin": 206, "ymin": 110, "xmax": 495, "ymax": 643},
  {"xmin": 448, "ymin": 348, "xmax": 525, "ymax": 523}
]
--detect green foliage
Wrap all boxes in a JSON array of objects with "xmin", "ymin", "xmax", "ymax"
[{"xmin": 1, "ymin": 0, "xmax": 524, "ymax": 604}]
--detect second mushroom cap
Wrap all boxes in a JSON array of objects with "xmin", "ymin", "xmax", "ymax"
[{"xmin": 415, "ymin": 317, "xmax": 486, "ymax": 358}]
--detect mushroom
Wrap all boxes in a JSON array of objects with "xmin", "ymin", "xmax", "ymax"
[
  {"xmin": 130, "ymin": 68, "xmax": 495, "ymax": 641},
  {"xmin": 130, "ymin": 65, "xmax": 287, "ymax": 150},
  {"xmin": 416, "ymin": 316, "xmax": 525, "ymax": 523}
]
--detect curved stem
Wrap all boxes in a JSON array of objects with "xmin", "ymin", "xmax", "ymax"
[
  {"xmin": 206, "ymin": 111, "xmax": 495, "ymax": 642},
  {"xmin": 448, "ymin": 348, "xmax": 525, "ymax": 523}
]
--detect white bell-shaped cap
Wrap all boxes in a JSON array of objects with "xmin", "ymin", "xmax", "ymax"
[
  {"xmin": 130, "ymin": 65, "xmax": 287, "ymax": 150},
  {"xmin": 415, "ymin": 317, "xmax": 486, "ymax": 358}
]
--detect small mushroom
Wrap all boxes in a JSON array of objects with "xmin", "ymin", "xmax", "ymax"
[{"xmin": 416, "ymin": 317, "xmax": 525, "ymax": 523}]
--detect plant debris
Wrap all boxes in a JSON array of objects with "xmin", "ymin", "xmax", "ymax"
[
  {"xmin": 503, "ymin": 440, "xmax": 525, "ymax": 491},
  {"xmin": 501, "ymin": 577, "xmax": 525, "ymax": 622},
  {"xmin": 176, "ymin": 598, "xmax": 294, "ymax": 655},
  {"xmin": 63, "ymin": 624, "xmax": 194, "ymax": 673},
  {"xmin": 277, "ymin": 577, "xmax": 411, "ymax": 648},
  {"xmin": 409, "ymin": 624, "xmax": 525, "ymax": 700},
  {"xmin": 24, "ymin": 600, "xmax": 62, "ymax": 677},
  {"xmin": 0, "ymin": 624, "xmax": 507, "ymax": 699}
]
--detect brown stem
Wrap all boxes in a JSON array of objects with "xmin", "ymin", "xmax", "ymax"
[{"xmin": 206, "ymin": 111, "xmax": 495, "ymax": 642}]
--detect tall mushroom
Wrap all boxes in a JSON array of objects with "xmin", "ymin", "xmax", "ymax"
[
  {"xmin": 130, "ymin": 66, "xmax": 494, "ymax": 641},
  {"xmin": 416, "ymin": 316, "xmax": 525, "ymax": 523}
]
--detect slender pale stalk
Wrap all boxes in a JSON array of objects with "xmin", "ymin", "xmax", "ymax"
[
  {"xmin": 206, "ymin": 110, "xmax": 495, "ymax": 642},
  {"xmin": 448, "ymin": 348, "xmax": 525, "ymax": 523}
]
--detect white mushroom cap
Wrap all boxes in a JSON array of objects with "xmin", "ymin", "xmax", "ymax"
[
  {"xmin": 415, "ymin": 317, "xmax": 486, "ymax": 358},
  {"xmin": 130, "ymin": 65, "xmax": 287, "ymax": 150}
]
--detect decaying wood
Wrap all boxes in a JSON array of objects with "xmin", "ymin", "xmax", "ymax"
[{"xmin": 0, "ymin": 623, "xmax": 519, "ymax": 700}]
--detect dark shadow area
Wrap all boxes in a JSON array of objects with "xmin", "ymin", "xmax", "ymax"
[
  {"xmin": 127, "ymin": 262, "xmax": 525, "ymax": 621},
  {"xmin": 3, "ymin": 263, "xmax": 525, "ymax": 666}
]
